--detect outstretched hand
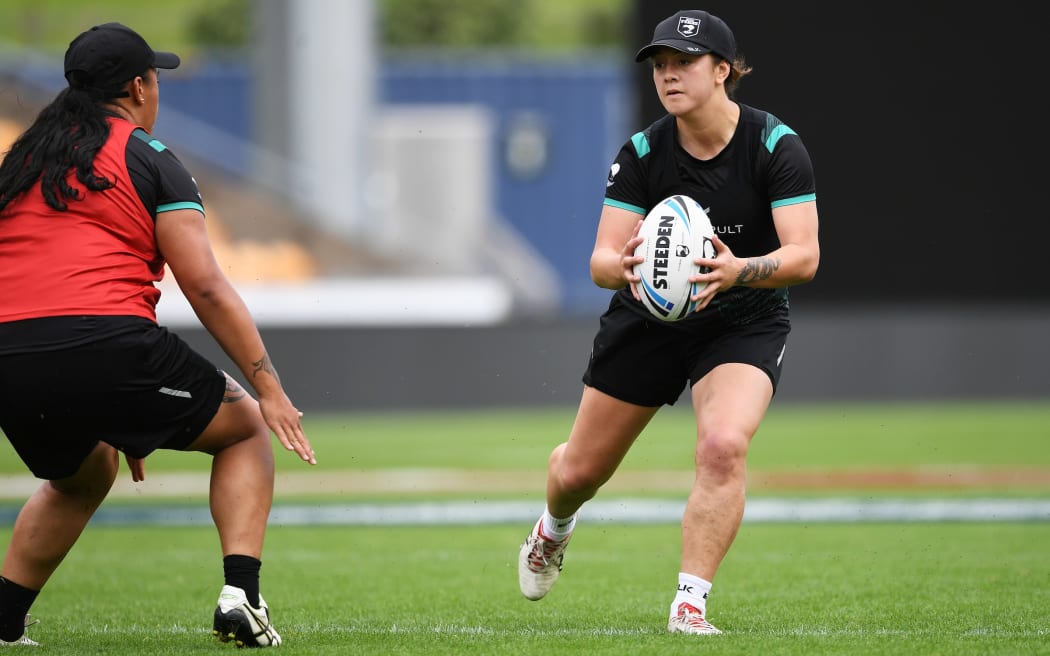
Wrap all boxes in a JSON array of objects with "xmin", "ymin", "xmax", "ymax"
[{"xmin": 259, "ymin": 394, "xmax": 317, "ymax": 465}]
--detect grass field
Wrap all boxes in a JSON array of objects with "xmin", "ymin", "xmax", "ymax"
[
  {"xmin": 4, "ymin": 400, "xmax": 1041, "ymax": 499},
  {"xmin": 5, "ymin": 400, "xmax": 1046, "ymax": 476},
  {"xmin": 8, "ymin": 523, "xmax": 1050, "ymax": 655},
  {"xmin": 154, "ymin": 400, "xmax": 1050, "ymax": 474},
  {"xmin": 1, "ymin": 401, "xmax": 1048, "ymax": 653}
]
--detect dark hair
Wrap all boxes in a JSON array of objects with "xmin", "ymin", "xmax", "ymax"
[
  {"xmin": 0, "ymin": 85, "xmax": 118, "ymax": 214},
  {"xmin": 725, "ymin": 55, "xmax": 753, "ymax": 98}
]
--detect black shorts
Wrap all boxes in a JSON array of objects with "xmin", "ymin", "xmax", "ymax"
[
  {"xmin": 582, "ymin": 295, "xmax": 791, "ymax": 407},
  {"xmin": 0, "ymin": 320, "xmax": 226, "ymax": 480}
]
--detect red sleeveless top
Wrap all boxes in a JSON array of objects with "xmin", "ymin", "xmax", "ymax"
[{"xmin": 0, "ymin": 117, "xmax": 163, "ymax": 323}]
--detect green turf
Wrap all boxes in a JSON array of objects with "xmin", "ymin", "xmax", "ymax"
[
  {"xmin": 12, "ymin": 522, "xmax": 1050, "ymax": 655},
  {"xmin": 1, "ymin": 401, "xmax": 1048, "ymax": 654},
  {"xmin": 3, "ymin": 401, "xmax": 1048, "ymax": 502},
  {"xmin": 749, "ymin": 401, "xmax": 1050, "ymax": 468},
  {"xmin": 6, "ymin": 400, "xmax": 1034, "ymax": 474}
]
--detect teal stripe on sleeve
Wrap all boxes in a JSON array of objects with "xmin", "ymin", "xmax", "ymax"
[
  {"xmin": 771, "ymin": 193, "xmax": 816, "ymax": 209},
  {"xmin": 604, "ymin": 198, "xmax": 646, "ymax": 215},
  {"xmin": 131, "ymin": 128, "xmax": 167, "ymax": 152},
  {"xmin": 764, "ymin": 124, "xmax": 797, "ymax": 153},
  {"xmin": 158, "ymin": 201, "xmax": 205, "ymax": 215},
  {"xmin": 630, "ymin": 131, "xmax": 650, "ymax": 158}
]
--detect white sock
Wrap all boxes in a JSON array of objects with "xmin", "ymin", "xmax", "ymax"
[
  {"xmin": 540, "ymin": 507, "xmax": 576, "ymax": 540},
  {"xmin": 669, "ymin": 573, "xmax": 712, "ymax": 616}
]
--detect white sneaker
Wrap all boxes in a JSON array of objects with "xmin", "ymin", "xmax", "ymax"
[
  {"xmin": 667, "ymin": 602, "xmax": 722, "ymax": 635},
  {"xmin": 518, "ymin": 518, "xmax": 572, "ymax": 601},
  {"xmin": 0, "ymin": 615, "xmax": 39, "ymax": 647},
  {"xmin": 212, "ymin": 585, "xmax": 282, "ymax": 647}
]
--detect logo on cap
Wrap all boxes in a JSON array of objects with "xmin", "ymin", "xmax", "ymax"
[{"xmin": 678, "ymin": 16, "xmax": 701, "ymax": 38}]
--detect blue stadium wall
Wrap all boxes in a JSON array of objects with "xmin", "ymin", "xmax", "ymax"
[{"xmin": 159, "ymin": 59, "xmax": 631, "ymax": 316}]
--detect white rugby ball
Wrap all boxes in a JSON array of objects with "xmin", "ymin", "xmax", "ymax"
[{"xmin": 632, "ymin": 195, "xmax": 715, "ymax": 322}]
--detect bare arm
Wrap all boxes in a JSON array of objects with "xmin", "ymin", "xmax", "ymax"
[
  {"xmin": 590, "ymin": 204, "xmax": 647, "ymax": 294},
  {"xmin": 740, "ymin": 199, "xmax": 820, "ymax": 287},
  {"xmin": 690, "ymin": 200, "xmax": 820, "ymax": 309},
  {"xmin": 155, "ymin": 209, "xmax": 315, "ymax": 464}
]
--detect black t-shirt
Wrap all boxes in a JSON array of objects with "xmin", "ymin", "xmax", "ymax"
[
  {"xmin": 604, "ymin": 104, "xmax": 817, "ymax": 324},
  {"xmin": 125, "ymin": 125, "xmax": 204, "ymax": 220}
]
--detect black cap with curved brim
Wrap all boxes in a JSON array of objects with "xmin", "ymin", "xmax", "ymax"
[
  {"xmin": 64, "ymin": 22, "xmax": 180, "ymax": 98},
  {"xmin": 635, "ymin": 10, "xmax": 736, "ymax": 63}
]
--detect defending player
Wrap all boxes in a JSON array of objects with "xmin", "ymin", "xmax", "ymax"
[{"xmin": 0, "ymin": 23, "xmax": 316, "ymax": 647}]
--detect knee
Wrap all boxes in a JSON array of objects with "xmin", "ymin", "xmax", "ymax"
[
  {"xmin": 695, "ymin": 427, "xmax": 750, "ymax": 480},
  {"xmin": 50, "ymin": 443, "xmax": 119, "ymax": 500},
  {"xmin": 549, "ymin": 443, "xmax": 605, "ymax": 495},
  {"xmin": 190, "ymin": 398, "xmax": 273, "ymax": 460},
  {"xmin": 239, "ymin": 415, "xmax": 277, "ymax": 468},
  {"xmin": 248, "ymin": 428, "xmax": 276, "ymax": 469},
  {"xmin": 224, "ymin": 423, "xmax": 276, "ymax": 469}
]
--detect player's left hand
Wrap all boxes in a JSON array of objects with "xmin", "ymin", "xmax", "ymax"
[{"xmin": 689, "ymin": 234, "xmax": 738, "ymax": 310}]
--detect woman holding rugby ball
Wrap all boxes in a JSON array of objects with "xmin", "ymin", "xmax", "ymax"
[{"xmin": 518, "ymin": 9, "xmax": 820, "ymax": 635}]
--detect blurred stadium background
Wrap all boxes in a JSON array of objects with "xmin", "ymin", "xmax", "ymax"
[{"xmin": 1, "ymin": 0, "xmax": 1046, "ymax": 412}]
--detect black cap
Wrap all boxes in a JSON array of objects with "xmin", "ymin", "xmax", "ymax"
[
  {"xmin": 635, "ymin": 10, "xmax": 736, "ymax": 63},
  {"xmin": 64, "ymin": 23, "xmax": 180, "ymax": 96}
]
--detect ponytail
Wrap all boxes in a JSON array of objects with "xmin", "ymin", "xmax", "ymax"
[{"xmin": 0, "ymin": 87, "xmax": 114, "ymax": 214}]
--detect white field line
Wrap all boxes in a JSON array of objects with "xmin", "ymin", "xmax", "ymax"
[
  {"xmin": 272, "ymin": 497, "xmax": 1050, "ymax": 525},
  {"xmin": 0, "ymin": 497, "xmax": 1046, "ymax": 526},
  {"xmin": 0, "ymin": 470, "xmax": 1048, "ymax": 525}
]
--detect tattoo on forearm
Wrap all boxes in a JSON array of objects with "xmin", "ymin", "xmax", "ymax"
[
  {"xmin": 736, "ymin": 256, "xmax": 781, "ymax": 284},
  {"xmin": 222, "ymin": 377, "xmax": 247, "ymax": 403},
  {"xmin": 251, "ymin": 352, "xmax": 280, "ymax": 382}
]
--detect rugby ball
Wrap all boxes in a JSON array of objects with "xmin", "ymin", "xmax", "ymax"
[{"xmin": 632, "ymin": 195, "xmax": 715, "ymax": 321}]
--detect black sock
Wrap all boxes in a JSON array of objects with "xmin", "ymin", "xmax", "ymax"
[
  {"xmin": 0, "ymin": 576, "xmax": 39, "ymax": 642},
  {"xmin": 222, "ymin": 555, "xmax": 261, "ymax": 608}
]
